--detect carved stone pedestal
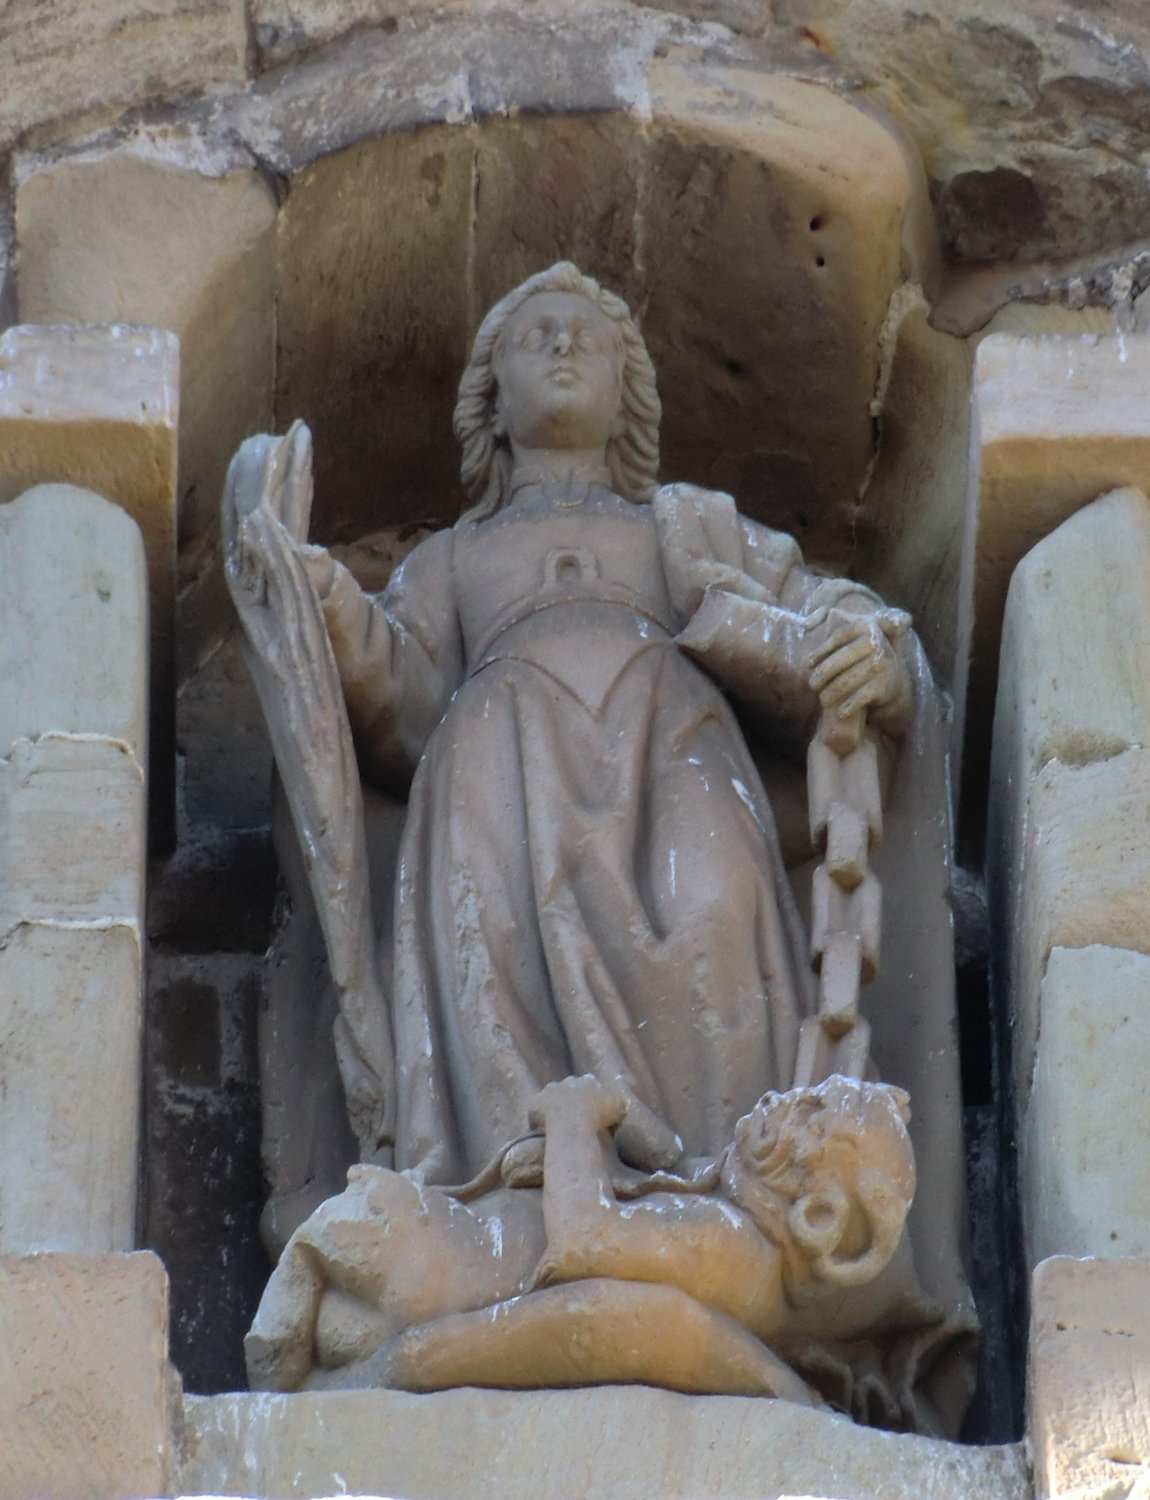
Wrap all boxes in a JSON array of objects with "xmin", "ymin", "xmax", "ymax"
[{"xmin": 177, "ymin": 1385, "xmax": 1029, "ymax": 1500}]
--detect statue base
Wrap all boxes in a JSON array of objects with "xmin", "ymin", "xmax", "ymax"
[{"xmin": 178, "ymin": 1386, "xmax": 1028, "ymax": 1500}]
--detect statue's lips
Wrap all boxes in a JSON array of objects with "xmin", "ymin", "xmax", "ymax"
[{"xmin": 545, "ymin": 366, "xmax": 581, "ymax": 387}]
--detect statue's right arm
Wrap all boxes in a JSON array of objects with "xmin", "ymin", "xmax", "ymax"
[{"xmin": 302, "ymin": 529, "xmax": 464, "ymax": 789}]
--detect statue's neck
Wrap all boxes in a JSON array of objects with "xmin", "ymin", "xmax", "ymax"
[{"xmin": 508, "ymin": 445, "xmax": 609, "ymax": 489}]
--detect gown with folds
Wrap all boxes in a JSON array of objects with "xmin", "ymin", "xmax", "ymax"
[{"xmin": 315, "ymin": 476, "xmax": 880, "ymax": 1186}]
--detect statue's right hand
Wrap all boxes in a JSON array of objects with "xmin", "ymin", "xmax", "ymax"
[
  {"xmin": 223, "ymin": 422, "xmax": 316, "ymax": 605},
  {"xmin": 296, "ymin": 541, "xmax": 337, "ymax": 599}
]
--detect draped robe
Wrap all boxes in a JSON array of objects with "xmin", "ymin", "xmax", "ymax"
[{"xmin": 315, "ymin": 480, "xmax": 887, "ymax": 1185}]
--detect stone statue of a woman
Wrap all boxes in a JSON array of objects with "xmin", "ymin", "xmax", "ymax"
[{"xmin": 224, "ymin": 262, "xmax": 974, "ymax": 1431}]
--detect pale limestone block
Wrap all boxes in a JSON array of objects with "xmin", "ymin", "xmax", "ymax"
[
  {"xmin": 959, "ymin": 333, "xmax": 1150, "ymax": 796},
  {"xmin": 989, "ymin": 489, "xmax": 1150, "ymax": 1114},
  {"xmin": 993, "ymin": 489, "xmax": 1150, "ymax": 787},
  {"xmin": 0, "ymin": 323, "xmax": 177, "ymax": 831},
  {"xmin": 178, "ymin": 1385, "xmax": 1030, "ymax": 1500},
  {"xmin": 0, "ymin": 927, "xmax": 144, "ymax": 1252},
  {"xmin": 1011, "ymin": 750, "xmax": 1150, "ymax": 1114},
  {"xmin": 0, "ymin": 0, "xmax": 246, "ymax": 150},
  {"xmin": 1021, "ymin": 947, "xmax": 1150, "ymax": 1267},
  {"xmin": 0, "ymin": 1251, "xmax": 171, "ymax": 1500},
  {"xmin": 16, "ymin": 142, "xmax": 278, "ymax": 553},
  {"xmin": 1030, "ymin": 1256, "xmax": 1150, "ymax": 1500},
  {"xmin": 0, "ymin": 486, "xmax": 147, "ymax": 1252}
]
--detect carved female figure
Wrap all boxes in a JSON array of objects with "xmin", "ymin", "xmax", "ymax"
[
  {"xmin": 225, "ymin": 262, "xmax": 976, "ymax": 1431},
  {"xmin": 235, "ymin": 262, "xmax": 910, "ymax": 1188}
]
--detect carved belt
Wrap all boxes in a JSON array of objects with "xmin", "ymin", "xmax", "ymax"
[{"xmin": 471, "ymin": 594, "xmax": 676, "ymax": 678}]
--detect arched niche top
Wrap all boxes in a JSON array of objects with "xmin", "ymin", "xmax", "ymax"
[
  {"xmin": 273, "ymin": 65, "xmax": 935, "ymax": 571},
  {"xmin": 13, "ymin": 24, "xmax": 937, "ymax": 579}
]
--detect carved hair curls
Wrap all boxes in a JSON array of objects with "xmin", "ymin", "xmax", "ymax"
[{"xmin": 453, "ymin": 262, "xmax": 661, "ymax": 520}]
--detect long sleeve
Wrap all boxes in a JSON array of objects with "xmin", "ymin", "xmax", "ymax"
[
  {"xmin": 654, "ymin": 484, "xmax": 912, "ymax": 744},
  {"xmin": 315, "ymin": 528, "xmax": 464, "ymax": 791}
]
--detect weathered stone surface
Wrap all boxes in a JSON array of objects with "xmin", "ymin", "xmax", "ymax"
[
  {"xmin": 647, "ymin": 0, "xmax": 1150, "ymax": 264},
  {"xmin": 1022, "ymin": 947, "xmax": 1150, "ymax": 1266},
  {"xmin": 989, "ymin": 488, "xmax": 1150, "ymax": 1279},
  {"xmin": 861, "ymin": 296, "xmax": 973, "ymax": 685},
  {"xmin": 275, "ymin": 126, "xmax": 474, "ymax": 545},
  {"xmin": 990, "ymin": 487, "xmax": 1150, "ymax": 1108},
  {"xmin": 992, "ymin": 487, "xmax": 1150, "ymax": 789},
  {"xmin": 0, "ymin": 1252, "xmax": 172, "ymax": 1500},
  {"xmin": 0, "ymin": 0, "xmax": 247, "ymax": 151},
  {"xmin": 1012, "ymin": 750, "xmax": 1150, "ymax": 1086},
  {"xmin": 1031, "ymin": 1256, "xmax": 1150, "ymax": 1499},
  {"xmin": 144, "ymin": 949, "xmax": 270, "ymax": 1394},
  {"xmin": 270, "ymin": 59, "xmax": 932, "ymax": 569},
  {"xmin": 178, "ymin": 1385, "xmax": 1030, "ymax": 1499},
  {"xmin": 0, "ymin": 487, "xmax": 147, "ymax": 1253},
  {"xmin": 960, "ymin": 336, "xmax": 1150, "ymax": 806},
  {"xmin": 0, "ymin": 323, "xmax": 177, "ymax": 835},
  {"xmin": 15, "ymin": 141, "xmax": 277, "ymax": 555},
  {"xmin": 642, "ymin": 63, "xmax": 934, "ymax": 575}
]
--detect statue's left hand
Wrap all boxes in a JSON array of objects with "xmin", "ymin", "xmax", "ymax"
[{"xmin": 807, "ymin": 611, "xmax": 911, "ymax": 724}]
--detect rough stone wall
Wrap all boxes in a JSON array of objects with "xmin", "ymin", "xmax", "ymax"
[{"xmin": 4, "ymin": 0, "xmax": 1150, "ymax": 271}]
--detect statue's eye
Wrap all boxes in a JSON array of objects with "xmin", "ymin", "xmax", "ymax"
[
  {"xmin": 575, "ymin": 331, "xmax": 597, "ymax": 353},
  {"xmin": 522, "ymin": 326, "xmax": 549, "ymax": 352}
]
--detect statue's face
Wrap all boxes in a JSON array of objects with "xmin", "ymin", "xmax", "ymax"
[{"xmin": 495, "ymin": 291, "xmax": 624, "ymax": 454}]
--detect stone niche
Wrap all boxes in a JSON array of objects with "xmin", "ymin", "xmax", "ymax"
[{"xmin": 7, "ymin": 5, "xmax": 1132, "ymax": 1498}]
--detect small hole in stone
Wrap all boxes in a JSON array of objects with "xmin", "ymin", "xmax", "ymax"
[
  {"xmin": 810, "ymin": 215, "xmax": 824, "ymax": 232},
  {"xmin": 725, "ymin": 358, "xmax": 745, "ymax": 376},
  {"xmin": 815, "ymin": 255, "xmax": 827, "ymax": 268}
]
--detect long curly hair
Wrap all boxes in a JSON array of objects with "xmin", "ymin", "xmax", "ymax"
[{"xmin": 453, "ymin": 262, "xmax": 661, "ymax": 521}]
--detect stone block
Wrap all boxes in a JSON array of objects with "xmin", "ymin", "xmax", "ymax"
[
  {"xmin": 0, "ymin": 0, "xmax": 246, "ymax": 151},
  {"xmin": 16, "ymin": 141, "xmax": 278, "ymax": 556},
  {"xmin": 959, "ymin": 334, "xmax": 1150, "ymax": 804},
  {"xmin": 989, "ymin": 487, "xmax": 1150, "ymax": 1276},
  {"xmin": 0, "ymin": 1251, "xmax": 172, "ymax": 1500},
  {"xmin": 1009, "ymin": 750, "xmax": 1150, "ymax": 1113},
  {"xmin": 275, "ymin": 126, "xmax": 475, "ymax": 543},
  {"xmin": 0, "ymin": 486, "xmax": 147, "ymax": 1252},
  {"xmin": 993, "ymin": 488, "xmax": 1150, "ymax": 791},
  {"xmin": 990, "ymin": 489, "xmax": 1150, "ymax": 1104},
  {"xmin": 1030, "ymin": 1256, "xmax": 1150, "ymax": 1499},
  {"xmin": 0, "ymin": 323, "xmax": 177, "ymax": 838},
  {"xmin": 643, "ymin": 62, "xmax": 936, "ymax": 575},
  {"xmin": 1021, "ymin": 947, "xmax": 1150, "ymax": 1267},
  {"xmin": 250, "ymin": 0, "xmax": 455, "ymax": 66},
  {"xmin": 861, "ymin": 298, "xmax": 973, "ymax": 688},
  {"xmin": 178, "ymin": 1384, "xmax": 1030, "ymax": 1500}
]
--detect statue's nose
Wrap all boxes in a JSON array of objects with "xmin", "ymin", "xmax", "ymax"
[{"xmin": 553, "ymin": 328, "xmax": 574, "ymax": 354}]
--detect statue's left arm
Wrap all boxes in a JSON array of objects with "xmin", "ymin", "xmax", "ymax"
[{"xmin": 654, "ymin": 483, "xmax": 912, "ymax": 741}]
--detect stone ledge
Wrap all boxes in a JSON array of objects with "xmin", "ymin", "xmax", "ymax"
[{"xmin": 177, "ymin": 1385, "xmax": 1030, "ymax": 1500}]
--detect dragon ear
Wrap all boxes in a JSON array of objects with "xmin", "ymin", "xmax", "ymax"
[{"xmin": 803, "ymin": 1170, "xmax": 910, "ymax": 1289}]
